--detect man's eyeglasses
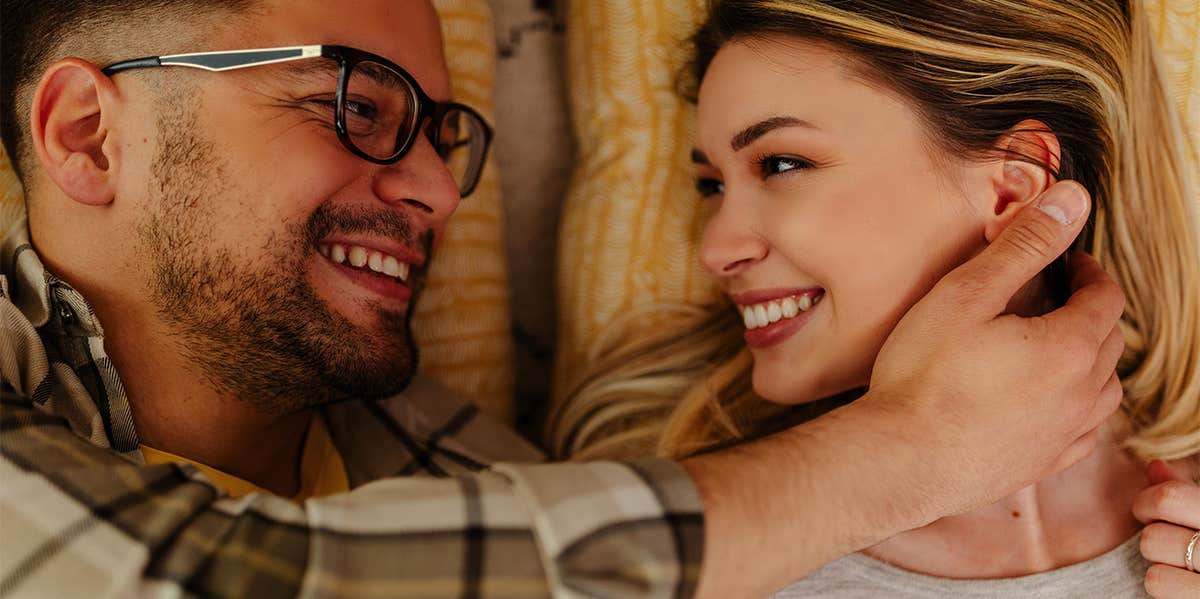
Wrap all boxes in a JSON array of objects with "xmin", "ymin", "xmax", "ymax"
[{"xmin": 102, "ymin": 45, "xmax": 492, "ymax": 197}]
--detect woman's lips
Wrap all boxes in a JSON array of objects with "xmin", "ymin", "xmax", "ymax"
[{"xmin": 736, "ymin": 290, "xmax": 825, "ymax": 349}]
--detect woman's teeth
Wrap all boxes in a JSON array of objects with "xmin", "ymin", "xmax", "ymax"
[
  {"xmin": 739, "ymin": 293, "xmax": 823, "ymax": 329},
  {"xmin": 319, "ymin": 243, "xmax": 411, "ymax": 283}
]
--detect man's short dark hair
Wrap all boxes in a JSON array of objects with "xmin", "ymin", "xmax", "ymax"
[{"xmin": 0, "ymin": 0, "xmax": 256, "ymax": 182}]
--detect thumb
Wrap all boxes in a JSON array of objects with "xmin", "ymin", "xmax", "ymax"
[
  {"xmin": 952, "ymin": 180, "xmax": 1091, "ymax": 317},
  {"xmin": 1147, "ymin": 459, "xmax": 1189, "ymax": 485}
]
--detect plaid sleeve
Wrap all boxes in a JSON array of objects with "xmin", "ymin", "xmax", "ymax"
[
  {"xmin": 0, "ymin": 395, "xmax": 704, "ymax": 599},
  {"xmin": 493, "ymin": 461, "xmax": 704, "ymax": 599}
]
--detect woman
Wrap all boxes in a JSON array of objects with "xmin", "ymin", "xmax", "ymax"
[{"xmin": 550, "ymin": 0, "xmax": 1200, "ymax": 596}]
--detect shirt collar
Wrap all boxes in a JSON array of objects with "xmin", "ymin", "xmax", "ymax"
[{"xmin": 1, "ymin": 218, "xmax": 105, "ymax": 337}]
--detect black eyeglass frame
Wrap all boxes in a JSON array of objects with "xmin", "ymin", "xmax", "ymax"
[{"xmin": 101, "ymin": 44, "xmax": 493, "ymax": 197}]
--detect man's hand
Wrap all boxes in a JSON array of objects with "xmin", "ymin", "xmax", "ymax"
[
  {"xmin": 864, "ymin": 180, "xmax": 1126, "ymax": 517},
  {"xmin": 864, "ymin": 180, "xmax": 1123, "ymax": 518},
  {"xmin": 686, "ymin": 181, "xmax": 1127, "ymax": 599}
]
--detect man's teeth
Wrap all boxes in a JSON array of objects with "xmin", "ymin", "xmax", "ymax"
[
  {"xmin": 330, "ymin": 244, "xmax": 347, "ymax": 264},
  {"xmin": 319, "ymin": 243, "xmax": 411, "ymax": 282},
  {"xmin": 739, "ymin": 293, "xmax": 823, "ymax": 330},
  {"xmin": 381, "ymin": 255, "xmax": 403, "ymax": 278},
  {"xmin": 348, "ymin": 246, "xmax": 367, "ymax": 268}
]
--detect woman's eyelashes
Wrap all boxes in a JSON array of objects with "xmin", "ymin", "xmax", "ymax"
[
  {"xmin": 694, "ymin": 154, "xmax": 815, "ymax": 200},
  {"xmin": 696, "ymin": 177, "xmax": 726, "ymax": 198},
  {"xmin": 756, "ymin": 154, "xmax": 815, "ymax": 178}
]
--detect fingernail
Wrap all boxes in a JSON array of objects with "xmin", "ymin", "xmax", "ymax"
[{"xmin": 1037, "ymin": 183, "xmax": 1087, "ymax": 226}]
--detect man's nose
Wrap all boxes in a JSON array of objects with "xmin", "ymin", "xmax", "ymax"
[
  {"xmin": 699, "ymin": 201, "xmax": 769, "ymax": 277},
  {"xmin": 371, "ymin": 135, "xmax": 462, "ymax": 221}
]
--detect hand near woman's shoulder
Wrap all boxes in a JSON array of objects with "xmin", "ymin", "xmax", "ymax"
[{"xmin": 1135, "ymin": 459, "xmax": 1200, "ymax": 598}]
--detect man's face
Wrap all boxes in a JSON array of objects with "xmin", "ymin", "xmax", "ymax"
[{"xmin": 115, "ymin": 0, "xmax": 460, "ymax": 412}]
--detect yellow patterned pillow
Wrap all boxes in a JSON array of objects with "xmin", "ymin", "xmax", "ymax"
[
  {"xmin": 0, "ymin": 154, "xmax": 20, "ymax": 232},
  {"xmin": 555, "ymin": 0, "xmax": 712, "ymax": 398},
  {"xmin": 418, "ymin": 0, "xmax": 514, "ymax": 422},
  {"xmin": 554, "ymin": 0, "xmax": 1200, "ymax": 399},
  {"xmin": 0, "ymin": 0, "xmax": 515, "ymax": 422}
]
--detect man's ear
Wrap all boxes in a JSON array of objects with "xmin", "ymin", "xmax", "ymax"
[
  {"xmin": 983, "ymin": 119, "xmax": 1062, "ymax": 243},
  {"xmin": 30, "ymin": 58, "xmax": 122, "ymax": 206}
]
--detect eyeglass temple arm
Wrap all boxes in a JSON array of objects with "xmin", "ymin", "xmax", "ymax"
[
  {"xmin": 101, "ymin": 57, "xmax": 162, "ymax": 76},
  {"xmin": 102, "ymin": 45, "xmax": 324, "ymax": 76}
]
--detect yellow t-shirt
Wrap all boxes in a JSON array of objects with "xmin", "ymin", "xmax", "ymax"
[{"xmin": 140, "ymin": 414, "xmax": 350, "ymax": 502}]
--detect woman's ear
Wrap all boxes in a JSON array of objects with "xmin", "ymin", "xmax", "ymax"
[
  {"xmin": 983, "ymin": 119, "xmax": 1062, "ymax": 243},
  {"xmin": 30, "ymin": 58, "xmax": 122, "ymax": 206}
]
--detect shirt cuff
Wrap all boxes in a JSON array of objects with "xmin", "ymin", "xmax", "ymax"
[{"xmin": 492, "ymin": 458, "xmax": 704, "ymax": 599}]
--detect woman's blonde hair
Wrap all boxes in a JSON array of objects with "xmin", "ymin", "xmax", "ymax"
[{"xmin": 548, "ymin": 0, "xmax": 1200, "ymax": 461}]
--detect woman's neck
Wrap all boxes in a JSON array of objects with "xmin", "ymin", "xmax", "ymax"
[
  {"xmin": 863, "ymin": 272, "xmax": 1144, "ymax": 578},
  {"xmin": 864, "ymin": 418, "xmax": 1144, "ymax": 578}
]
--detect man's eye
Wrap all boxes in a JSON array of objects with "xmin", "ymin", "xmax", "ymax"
[
  {"xmin": 758, "ymin": 155, "xmax": 814, "ymax": 177},
  {"xmin": 344, "ymin": 99, "xmax": 378, "ymax": 121},
  {"xmin": 305, "ymin": 98, "xmax": 338, "ymax": 115},
  {"xmin": 696, "ymin": 178, "xmax": 725, "ymax": 198}
]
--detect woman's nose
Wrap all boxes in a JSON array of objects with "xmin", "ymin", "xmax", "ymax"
[{"xmin": 699, "ymin": 204, "xmax": 769, "ymax": 276}]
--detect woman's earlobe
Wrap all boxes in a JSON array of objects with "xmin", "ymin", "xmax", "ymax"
[{"xmin": 31, "ymin": 58, "xmax": 120, "ymax": 207}]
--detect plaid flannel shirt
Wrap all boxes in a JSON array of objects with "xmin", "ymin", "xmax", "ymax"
[{"xmin": 0, "ymin": 220, "xmax": 704, "ymax": 599}]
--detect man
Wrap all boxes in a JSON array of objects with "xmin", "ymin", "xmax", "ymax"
[{"xmin": 0, "ymin": 1, "xmax": 1125, "ymax": 598}]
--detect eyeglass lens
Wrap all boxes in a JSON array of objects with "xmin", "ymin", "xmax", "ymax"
[
  {"xmin": 344, "ymin": 60, "xmax": 487, "ymax": 195},
  {"xmin": 435, "ymin": 107, "xmax": 488, "ymax": 196}
]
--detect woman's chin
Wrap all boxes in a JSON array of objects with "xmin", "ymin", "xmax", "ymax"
[
  {"xmin": 751, "ymin": 370, "xmax": 821, "ymax": 405},
  {"xmin": 751, "ymin": 365, "xmax": 868, "ymax": 406}
]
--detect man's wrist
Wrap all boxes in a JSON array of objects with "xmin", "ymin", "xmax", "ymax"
[
  {"xmin": 825, "ymin": 391, "xmax": 947, "ymax": 531},
  {"xmin": 682, "ymin": 390, "xmax": 941, "ymax": 598}
]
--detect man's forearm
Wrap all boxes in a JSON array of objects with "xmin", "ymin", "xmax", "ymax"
[
  {"xmin": 0, "ymin": 395, "xmax": 701, "ymax": 599},
  {"xmin": 683, "ymin": 393, "xmax": 937, "ymax": 599}
]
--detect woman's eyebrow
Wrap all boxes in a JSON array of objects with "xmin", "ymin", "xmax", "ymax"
[
  {"xmin": 691, "ymin": 149, "xmax": 710, "ymax": 165},
  {"xmin": 731, "ymin": 116, "xmax": 818, "ymax": 152}
]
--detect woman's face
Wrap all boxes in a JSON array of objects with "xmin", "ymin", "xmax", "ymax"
[{"xmin": 694, "ymin": 37, "xmax": 999, "ymax": 404}]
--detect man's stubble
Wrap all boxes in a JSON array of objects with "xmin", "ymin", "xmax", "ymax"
[{"xmin": 136, "ymin": 89, "xmax": 419, "ymax": 414}]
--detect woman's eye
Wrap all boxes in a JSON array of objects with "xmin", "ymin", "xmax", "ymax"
[
  {"xmin": 759, "ymin": 155, "xmax": 814, "ymax": 177},
  {"xmin": 696, "ymin": 178, "xmax": 725, "ymax": 198}
]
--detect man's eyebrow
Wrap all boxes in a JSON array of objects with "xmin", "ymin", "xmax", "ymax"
[
  {"xmin": 352, "ymin": 62, "xmax": 410, "ymax": 91},
  {"xmin": 277, "ymin": 60, "xmax": 409, "ymax": 92},
  {"xmin": 279, "ymin": 59, "xmax": 340, "ymax": 81},
  {"xmin": 730, "ymin": 116, "xmax": 818, "ymax": 152}
]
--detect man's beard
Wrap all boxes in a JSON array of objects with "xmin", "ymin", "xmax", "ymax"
[{"xmin": 138, "ymin": 106, "xmax": 420, "ymax": 414}]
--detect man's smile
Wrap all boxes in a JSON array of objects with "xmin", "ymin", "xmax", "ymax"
[
  {"xmin": 319, "ymin": 242, "xmax": 413, "ymax": 283},
  {"xmin": 315, "ymin": 237, "xmax": 425, "ymax": 304}
]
